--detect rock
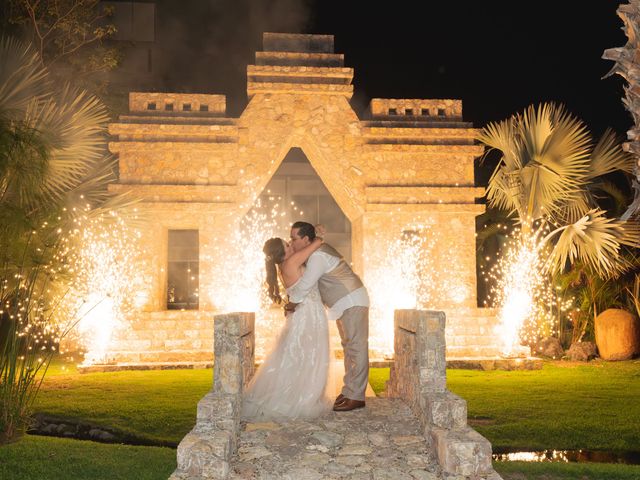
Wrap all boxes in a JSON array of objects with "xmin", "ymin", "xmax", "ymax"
[
  {"xmin": 282, "ymin": 468, "xmax": 322, "ymax": 480},
  {"xmin": 566, "ymin": 341, "xmax": 597, "ymax": 361},
  {"xmin": 88, "ymin": 428, "xmax": 115, "ymax": 442},
  {"xmin": 96, "ymin": 431, "xmax": 116, "ymax": 442},
  {"xmin": 595, "ymin": 309, "xmax": 640, "ymax": 361},
  {"xmin": 337, "ymin": 444, "xmax": 373, "ymax": 456},
  {"xmin": 373, "ymin": 467, "xmax": 413, "ymax": 480},
  {"xmin": 42, "ymin": 424, "xmax": 57, "ymax": 434},
  {"xmin": 534, "ymin": 337, "xmax": 564, "ymax": 359},
  {"xmin": 309, "ymin": 430, "xmax": 342, "ymax": 448},
  {"xmin": 410, "ymin": 470, "xmax": 439, "ymax": 480},
  {"xmin": 323, "ymin": 461, "xmax": 355, "ymax": 476}
]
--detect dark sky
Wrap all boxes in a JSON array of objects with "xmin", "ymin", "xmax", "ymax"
[{"xmin": 155, "ymin": 1, "xmax": 630, "ymax": 137}]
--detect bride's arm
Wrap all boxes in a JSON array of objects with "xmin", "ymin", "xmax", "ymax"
[{"xmin": 286, "ymin": 237, "xmax": 323, "ymax": 270}]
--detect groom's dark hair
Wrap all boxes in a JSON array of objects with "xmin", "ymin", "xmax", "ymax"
[{"xmin": 292, "ymin": 221, "xmax": 316, "ymax": 241}]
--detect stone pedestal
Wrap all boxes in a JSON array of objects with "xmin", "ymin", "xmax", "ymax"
[
  {"xmin": 387, "ymin": 309, "xmax": 502, "ymax": 479},
  {"xmin": 170, "ymin": 312, "xmax": 255, "ymax": 480}
]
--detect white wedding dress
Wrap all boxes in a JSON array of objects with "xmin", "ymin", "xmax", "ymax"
[{"xmin": 241, "ymin": 279, "xmax": 332, "ymax": 421}]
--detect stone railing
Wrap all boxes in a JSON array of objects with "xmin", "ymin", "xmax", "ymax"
[
  {"xmin": 387, "ymin": 310, "xmax": 502, "ymax": 480},
  {"xmin": 170, "ymin": 312, "xmax": 255, "ymax": 480}
]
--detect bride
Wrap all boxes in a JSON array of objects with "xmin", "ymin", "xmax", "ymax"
[{"xmin": 241, "ymin": 234, "xmax": 331, "ymax": 421}]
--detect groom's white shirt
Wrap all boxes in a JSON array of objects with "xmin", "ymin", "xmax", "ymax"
[{"xmin": 288, "ymin": 250, "xmax": 369, "ymax": 321}]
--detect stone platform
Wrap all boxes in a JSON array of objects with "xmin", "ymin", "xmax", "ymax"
[
  {"xmin": 170, "ymin": 311, "xmax": 503, "ymax": 480},
  {"xmin": 231, "ymin": 397, "xmax": 442, "ymax": 480}
]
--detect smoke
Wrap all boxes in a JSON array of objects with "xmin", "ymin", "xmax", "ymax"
[{"xmin": 146, "ymin": 0, "xmax": 314, "ymax": 115}]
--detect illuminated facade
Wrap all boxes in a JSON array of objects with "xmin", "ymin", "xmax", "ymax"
[{"xmin": 105, "ymin": 33, "xmax": 501, "ymax": 366}]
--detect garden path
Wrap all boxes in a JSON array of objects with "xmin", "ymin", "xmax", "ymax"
[{"xmin": 230, "ymin": 396, "xmax": 441, "ymax": 480}]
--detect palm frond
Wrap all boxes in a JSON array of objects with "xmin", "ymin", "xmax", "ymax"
[
  {"xmin": 588, "ymin": 129, "xmax": 636, "ymax": 179},
  {"xmin": 547, "ymin": 209, "xmax": 635, "ymax": 276},
  {"xmin": 20, "ymin": 84, "xmax": 109, "ymax": 207},
  {"xmin": 0, "ymin": 37, "xmax": 50, "ymax": 118}
]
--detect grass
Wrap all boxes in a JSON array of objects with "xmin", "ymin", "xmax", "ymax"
[
  {"xmin": 32, "ymin": 361, "xmax": 212, "ymax": 444},
  {"xmin": 0, "ymin": 359, "xmax": 638, "ymax": 480},
  {"xmin": 494, "ymin": 461, "xmax": 640, "ymax": 480},
  {"xmin": 374, "ymin": 360, "xmax": 640, "ymax": 451},
  {"xmin": 0, "ymin": 436, "xmax": 175, "ymax": 480}
]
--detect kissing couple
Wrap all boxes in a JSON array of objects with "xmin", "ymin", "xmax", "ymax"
[{"xmin": 242, "ymin": 221, "xmax": 370, "ymax": 421}]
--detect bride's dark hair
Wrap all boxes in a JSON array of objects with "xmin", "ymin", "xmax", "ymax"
[{"xmin": 263, "ymin": 237, "xmax": 285, "ymax": 303}]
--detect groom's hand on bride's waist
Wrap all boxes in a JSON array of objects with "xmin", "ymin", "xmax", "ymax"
[{"xmin": 284, "ymin": 302, "xmax": 299, "ymax": 313}]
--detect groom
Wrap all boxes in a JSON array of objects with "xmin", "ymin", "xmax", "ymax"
[{"xmin": 286, "ymin": 221, "xmax": 370, "ymax": 412}]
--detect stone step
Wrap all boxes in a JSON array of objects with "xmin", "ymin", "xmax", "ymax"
[
  {"xmin": 446, "ymin": 345, "xmax": 504, "ymax": 357},
  {"xmin": 110, "ymin": 338, "xmax": 213, "ymax": 351},
  {"xmin": 106, "ymin": 350, "xmax": 213, "ymax": 364},
  {"xmin": 446, "ymin": 334, "xmax": 498, "ymax": 347},
  {"xmin": 119, "ymin": 328, "xmax": 214, "ymax": 341},
  {"xmin": 126, "ymin": 319, "xmax": 215, "ymax": 331}
]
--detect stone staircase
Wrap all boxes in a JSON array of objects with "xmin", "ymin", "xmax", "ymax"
[
  {"xmin": 104, "ymin": 311, "xmax": 215, "ymax": 366},
  {"xmin": 445, "ymin": 307, "xmax": 504, "ymax": 358},
  {"xmin": 170, "ymin": 311, "xmax": 503, "ymax": 480}
]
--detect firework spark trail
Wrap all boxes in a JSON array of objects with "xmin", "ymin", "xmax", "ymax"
[
  {"xmin": 63, "ymin": 210, "xmax": 145, "ymax": 366},
  {"xmin": 208, "ymin": 197, "xmax": 288, "ymax": 357},
  {"xmin": 366, "ymin": 224, "xmax": 463, "ymax": 356},
  {"xmin": 487, "ymin": 228, "xmax": 571, "ymax": 357}
]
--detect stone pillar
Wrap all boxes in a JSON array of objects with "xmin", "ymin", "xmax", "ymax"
[
  {"xmin": 387, "ymin": 310, "xmax": 502, "ymax": 480},
  {"xmin": 170, "ymin": 312, "xmax": 255, "ymax": 480}
]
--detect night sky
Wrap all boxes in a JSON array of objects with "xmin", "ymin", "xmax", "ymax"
[{"xmin": 155, "ymin": 1, "xmax": 631, "ymax": 138}]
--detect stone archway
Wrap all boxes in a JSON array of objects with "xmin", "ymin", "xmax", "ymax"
[
  {"xmin": 260, "ymin": 147, "xmax": 352, "ymax": 263},
  {"xmin": 101, "ymin": 32, "xmax": 506, "ymax": 367}
]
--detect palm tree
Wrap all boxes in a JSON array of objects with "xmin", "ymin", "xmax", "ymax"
[
  {"xmin": 0, "ymin": 36, "xmax": 132, "ymax": 443},
  {"xmin": 603, "ymin": 2, "xmax": 640, "ymax": 221},
  {"xmin": 477, "ymin": 103, "xmax": 640, "ymax": 277}
]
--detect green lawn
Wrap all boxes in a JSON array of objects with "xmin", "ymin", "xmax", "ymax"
[
  {"xmin": 0, "ymin": 436, "xmax": 175, "ymax": 480},
  {"xmin": 373, "ymin": 360, "xmax": 640, "ymax": 451},
  {"xmin": 0, "ymin": 359, "xmax": 638, "ymax": 480},
  {"xmin": 33, "ymin": 364, "xmax": 212, "ymax": 444}
]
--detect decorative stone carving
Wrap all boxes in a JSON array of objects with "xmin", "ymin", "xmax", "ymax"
[{"xmin": 103, "ymin": 32, "xmax": 497, "ymax": 367}]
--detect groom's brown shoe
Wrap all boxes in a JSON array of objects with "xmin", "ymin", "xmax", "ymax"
[
  {"xmin": 334, "ymin": 394, "xmax": 345, "ymax": 406},
  {"xmin": 333, "ymin": 398, "xmax": 365, "ymax": 412}
]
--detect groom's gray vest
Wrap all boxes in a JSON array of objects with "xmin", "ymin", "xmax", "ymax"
[{"xmin": 316, "ymin": 244, "xmax": 364, "ymax": 307}]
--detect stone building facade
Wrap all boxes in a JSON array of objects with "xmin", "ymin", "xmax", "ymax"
[{"xmin": 105, "ymin": 32, "xmax": 502, "ymax": 366}]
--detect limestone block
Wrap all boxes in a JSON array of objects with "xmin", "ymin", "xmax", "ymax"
[
  {"xmin": 423, "ymin": 391, "xmax": 467, "ymax": 430},
  {"xmin": 196, "ymin": 392, "xmax": 239, "ymax": 426},
  {"xmin": 430, "ymin": 426, "xmax": 492, "ymax": 477},
  {"xmin": 175, "ymin": 430, "xmax": 233, "ymax": 479},
  {"xmin": 595, "ymin": 309, "xmax": 640, "ymax": 360}
]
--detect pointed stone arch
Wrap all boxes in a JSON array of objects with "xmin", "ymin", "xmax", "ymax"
[{"xmin": 105, "ymin": 32, "xmax": 502, "ymax": 367}]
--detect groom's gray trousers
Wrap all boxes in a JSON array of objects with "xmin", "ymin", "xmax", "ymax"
[{"xmin": 336, "ymin": 306, "xmax": 369, "ymax": 401}]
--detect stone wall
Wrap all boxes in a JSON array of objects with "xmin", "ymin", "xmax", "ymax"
[
  {"xmin": 170, "ymin": 312, "xmax": 255, "ymax": 480},
  {"xmin": 387, "ymin": 310, "xmax": 501, "ymax": 479},
  {"xmin": 102, "ymin": 32, "xmax": 500, "ymax": 366}
]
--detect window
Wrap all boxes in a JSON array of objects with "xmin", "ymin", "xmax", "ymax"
[
  {"xmin": 167, "ymin": 230, "xmax": 199, "ymax": 310},
  {"xmin": 437, "ymin": 108, "xmax": 446, "ymax": 117},
  {"xmin": 147, "ymin": 102, "xmax": 156, "ymax": 110},
  {"xmin": 388, "ymin": 108, "xmax": 397, "ymax": 115},
  {"xmin": 199, "ymin": 104, "xmax": 209, "ymax": 112},
  {"xmin": 421, "ymin": 108, "xmax": 430, "ymax": 116},
  {"xmin": 405, "ymin": 108, "xmax": 413, "ymax": 116},
  {"xmin": 183, "ymin": 103, "xmax": 191, "ymax": 111},
  {"xmin": 165, "ymin": 103, "xmax": 174, "ymax": 111}
]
